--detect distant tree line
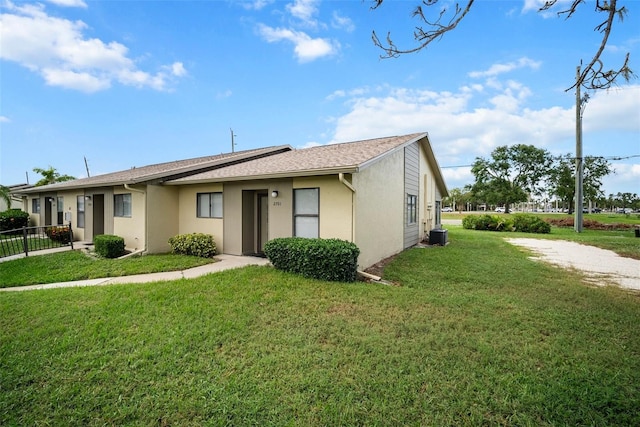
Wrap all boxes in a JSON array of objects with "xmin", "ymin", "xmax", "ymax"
[{"xmin": 442, "ymin": 144, "xmax": 638, "ymax": 213}]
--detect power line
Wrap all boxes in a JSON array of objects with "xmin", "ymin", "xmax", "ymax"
[{"xmin": 440, "ymin": 154, "xmax": 640, "ymax": 169}]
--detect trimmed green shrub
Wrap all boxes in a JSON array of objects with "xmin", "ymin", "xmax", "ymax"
[
  {"xmin": 94, "ymin": 234, "xmax": 126, "ymax": 258},
  {"xmin": 264, "ymin": 237, "xmax": 360, "ymax": 282},
  {"xmin": 512, "ymin": 214, "xmax": 551, "ymax": 234},
  {"xmin": 0, "ymin": 209, "xmax": 29, "ymax": 233},
  {"xmin": 463, "ymin": 214, "xmax": 550, "ymax": 234},
  {"xmin": 168, "ymin": 233, "xmax": 216, "ymax": 258},
  {"xmin": 45, "ymin": 226, "xmax": 72, "ymax": 244}
]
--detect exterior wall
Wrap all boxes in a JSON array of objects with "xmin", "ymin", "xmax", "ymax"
[
  {"xmin": 177, "ymin": 183, "xmax": 224, "ymax": 253},
  {"xmin": 58, "ymin": 190, "xmax": 86, "ymax": 242},
  {"xmin": 419, "ymin": 144, "xmax": 441, "ymax": 235},
  {"xmin": 27, "ymin": 196, "xmax": 42, "ymax": 227},
  {"xmin": 293, "ymin": 175, "xmax": 353, "ymax": 242},
  {"xmin": 113, "ymin": 186, "xmax": 147, "ymax": 251},
  {"xmin": 146, "ymin": 184, "xmax": 178, "ymax": 253},
  {"xmin": 84, "ymin": 188, "xmax": 114, "ymax": 242},
  {"xmin": 222, "ymin": 179, "xmax": 293, "ymax": 256},
  {"xmin": 404, "ymin": 143, "xmax": 420, "ymax": 249},
  {"xmin": 353, "ymin": 148, "xmax": 405, "ymax": 269}
]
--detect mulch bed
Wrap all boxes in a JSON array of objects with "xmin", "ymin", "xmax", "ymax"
[{"xmin": 544, "ymin": 217, "xmax": 635, "ymax": 231}]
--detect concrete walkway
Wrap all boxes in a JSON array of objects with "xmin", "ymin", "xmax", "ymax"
[{"xmin": 0, "ymin": 254, "xmax": 271, "ymax": 292}]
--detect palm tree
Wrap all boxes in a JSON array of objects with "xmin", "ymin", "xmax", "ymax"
[{"xmin": 0, "ymin": 185, "xmax": 11, "ymax": 210}]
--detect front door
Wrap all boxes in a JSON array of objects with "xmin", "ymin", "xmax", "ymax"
[{"xmin": 93, "ymin": 194, "xmax": 104, "ymax": 238}]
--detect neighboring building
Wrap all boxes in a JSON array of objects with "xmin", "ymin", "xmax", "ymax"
[
  {"xmin": 17, "ymin": 133, "xmax": 448, "ymax": 269},
  {"xmin": 1, "ymin": 183, "xmax": 32, "ymax": 211}
]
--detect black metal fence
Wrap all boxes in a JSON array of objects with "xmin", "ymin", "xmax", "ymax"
[{"xmin": 0, "ymin": 223, "xmax": 74, "ymax": 259}]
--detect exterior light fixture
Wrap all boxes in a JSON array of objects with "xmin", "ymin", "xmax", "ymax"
[
  {"xmin": 85, "ymin": 195, "xmax": 92, "ymax": 200},
  {"xmin": 271, "ymin": 190, "xmax": 279, "ymax": 198}
]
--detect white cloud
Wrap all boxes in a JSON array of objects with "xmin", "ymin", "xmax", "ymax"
[
  {"xmin": 469, "ymin": 57, "xmax": 541, "ymax": 79},
  {"xmin": 326, "ymin": 81, "xmax": 639, "ymax": 193},
  {"xmin": 241, "ymin": 0, "xmax": 274, "ymax": 11},
  {"xmin": 286, "ymin": 0, "xmax": 318, "ymax": 27},
  {"xmin": 0, "ymin": 116, "xmax": 11, "ymax": 123},
  {"xmin": 0, "ymin": 2, "xmax": 186, "ymax": 93},
  {"xmin": 46, "ymin": 0, "xmax": 87, "ymax": 8},
  {"xmin": 257, "ymin": 24, "xmax": 338, "ymax": 62},
  {"xmin": 331, "ymin": 11, "xmax": 355, "ymax": 32},
  {"xmin": 216, "ymin": 89, "xmax": 233, "ymax": 99}
]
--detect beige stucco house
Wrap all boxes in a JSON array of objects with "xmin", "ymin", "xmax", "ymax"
[{"xmin": 18, "ymin": 133, "xmax": 448, "ymax": 269}]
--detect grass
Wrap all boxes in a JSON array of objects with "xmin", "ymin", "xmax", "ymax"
[
  {"xmin": 0, "ymin": 250, "xmax": 215, "ymax": 287},
  {"xmin": 1, "ymin": 228, "xmax": 639, "ymax": 426}
]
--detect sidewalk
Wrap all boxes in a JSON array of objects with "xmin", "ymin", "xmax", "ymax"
[{"xmin": 0, "ymin": 254, "xmax": 271, "ymax": 292}]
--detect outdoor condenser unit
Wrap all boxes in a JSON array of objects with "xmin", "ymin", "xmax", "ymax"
[{"xmin": 429, "ymin": 229, "xmax": 448, "ymax": 246}]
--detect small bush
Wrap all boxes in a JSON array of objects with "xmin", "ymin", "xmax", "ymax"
[
  {"xmin": 512, "ymin": 214, "xmax": 551, "ymax": 234},
  {"xmin": 0, "ymin": 209, "xmax": 29, "ymax": 232},
  {"xmin": 264, "ymin": 237, "xmax": 360, "ymax": 282},
  {"xmin": 463, "ymin": 214, "xmax": 549, "ymax": 234},
  {"xmin": 45, "ymin": 226, "xmax": 72, "ymax": 244},
  {"xmin": 94, "ymin": 235, "xmax": 126, "ymax": 258},
  {"xmin": 168, "ymin": 233, "xmax": 216, "ymax": 258}
]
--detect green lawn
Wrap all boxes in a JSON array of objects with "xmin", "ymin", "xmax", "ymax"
[
  {"xmin": 1, "ymin": 228, "xmax": 638, "ymax": 426},
  {"xmin": 0, "ymin": 251, "xmax": 215, "ymax": 287}
]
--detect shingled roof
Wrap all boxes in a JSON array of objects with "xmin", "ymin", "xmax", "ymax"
[
  {"xmin": 170, "ymin": 133, "xmax": 431, "ymax": 183},
  {"xmin": 19, "ymin": 145, "xmax": 291, "ymax": 193}
]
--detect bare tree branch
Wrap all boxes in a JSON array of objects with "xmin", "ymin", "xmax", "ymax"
[
  {"xmin": 372, "ymin": 1, "xmax": 474, "ymax": 58},
  {"xmin": 371, "ymin": 0, "xmax": 635, "ymax": 90}
]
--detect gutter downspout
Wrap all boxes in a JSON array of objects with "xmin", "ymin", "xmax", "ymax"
[
  {"xmin": 338, "ymin": 173, "xmax": 356, "ymax": 243},
  {"xmin": 124, "ymin": 184, "xmax": 148, "ymax": 254}
]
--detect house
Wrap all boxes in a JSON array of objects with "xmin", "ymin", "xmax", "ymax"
[
  {"xmin": 18, "ymin": 133, "xmax": 448, "ymax": 269},
  {"xmin": 1, "ymin": 183, "xmax": 31, "ymax": 211}
]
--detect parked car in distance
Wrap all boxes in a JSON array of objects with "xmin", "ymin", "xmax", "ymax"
[
  {"xmin": 495, "ymin": 207, "xmax": 505, "ymax": 213},
  {"xmin": 442, "ymin": 206, "xmax": 453, "ymax": 212}
]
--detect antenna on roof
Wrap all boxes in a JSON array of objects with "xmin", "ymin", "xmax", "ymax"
[
  {"xmin": 25, "ymin": 171, "xmax": 29, "ymax": 185},
  {"xmin": 230, "ymin": 128, "xmax": 237, "ymax": 153},
  {"xmin": 84, "ymin": 156, "xmax": 91, "ymax": 177}
]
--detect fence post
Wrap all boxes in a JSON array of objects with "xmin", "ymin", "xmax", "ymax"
[
  {"xmin": 22, "ymin": 226, "xmax": 29, "ymax": 257},
  {"xmin": 68, "ymin": 221, "xmax": 74, "ymax": 250}
]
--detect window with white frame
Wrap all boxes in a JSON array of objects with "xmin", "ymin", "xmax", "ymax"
[
  {"xmin": 57, "ymin": 197, "xmax": 64, "ymax": 224},
  {"xmin": 77, "ymin": 196, "xmax": 85, "ymax": 228},
  {"xmin": 114, "ymin": 193, "xmax": 132, "ymax": 217},
  {"xmin": 294, "ymin": 188, "xmax": 319, "ymax": 238},
  {"xmin": 407, "ymin": 194, "xmax": 417, "ymax": 224},
  {"xmin": 196, "ymin": 192, "xmax": 223, "ymax": 218},
  {"xmin": 32, "ymin": 198, "xmax": 40, "ymax": 214},
  {"xmin": 435, "ymin": 200, "xmax": 442, "ymax": 226}
]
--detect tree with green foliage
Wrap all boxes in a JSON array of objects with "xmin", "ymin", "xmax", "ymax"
[
  {"xmin": 0, "ymin": 185, "xmax": 11, "ymax": 211},
  {"xmin": 471, "ymin": 145, "xmax": 552, "ymax": 213},
  {"xmin": 32, "ymin": 166, "xmax": 75, "ymax": 187},
  {"xmin": 547, "ymin": 154, "xmax": 612, "ymax": 214}
]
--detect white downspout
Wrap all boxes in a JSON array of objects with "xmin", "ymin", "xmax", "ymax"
[
  {"xmin": 124, "ymin": 184, "xmax": 147, "ymax": 253},
  {"xmin": 338, "ymin": 173, "xmax": 356, "ymax": 243}
]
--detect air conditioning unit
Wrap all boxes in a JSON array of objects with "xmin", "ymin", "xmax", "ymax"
[{"xmin": 429, "ymin": 229, "xmax": 448, "ymax": 246}]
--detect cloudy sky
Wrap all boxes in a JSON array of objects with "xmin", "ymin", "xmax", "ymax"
[{"xmin": 1, "ymin": 0, "xmax": 638, "ymax": 196}]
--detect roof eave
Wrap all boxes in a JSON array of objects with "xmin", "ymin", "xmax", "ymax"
[{"xmin": 165, "ymin": 166, "xmax": 359, "ymax": 185}]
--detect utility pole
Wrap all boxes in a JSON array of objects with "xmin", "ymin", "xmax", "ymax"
[
  {"xmin": 84, "ymin": 156, "xmax": 91, "ymax": 177},
  {"xmin": 574, "ymin": 65, "xmax": 589, "ymax": 233},
  {"xmin": 230, "ymin": 128, "xmax": 237, "ymax": 153}
]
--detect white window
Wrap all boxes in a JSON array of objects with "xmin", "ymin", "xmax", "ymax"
[
  {"xmin": 294, "ymin": 188, "xmax": 319, "ymax": 238},
  {"xmin": 114, "ymin": 194, "xmax": 132, "ymax": 217},
  {"xmin": 32, "ymin": 198, "xmax": 40, "ymax": 214},
  {"xmin": 407, "ymin": 194, "xmax": 417, "ymax": 225},
  {"xmin": 57, "ymin": 197, "xmax": 64, "ymax": 224},
  {"xmin": 77, "ymin": 196, "xmax": 85, "ymax": 228},
  {"xmin": 197, "ymin": 192, "xmax": 223, "ymax": 218}
]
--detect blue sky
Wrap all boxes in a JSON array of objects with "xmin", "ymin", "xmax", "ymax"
[{"xmin": 1, "ymin": 0, "xmax": 639, "ymax": 197}]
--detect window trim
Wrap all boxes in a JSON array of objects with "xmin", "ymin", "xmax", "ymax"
[
  {"xmin": 196, "ymin": 192, "xmax": 223, "ymax": 218},
  {"xmin": 407, "ymin": 194, "xmax": 417, "ymax": 225},
  {"xmin": 77, "ymin": 195, "xmax": 85, "ymax": 228},
  {"xmin": 114, "ymin": 193, "xmax": 132, "ymax": 218},
  {"xmin": 293, "ymin": 188, "xmax": 319, "ymax": 238},
  {"xmin": 32, "ymin": 198, "xmax": 40, "ymax": 214}
]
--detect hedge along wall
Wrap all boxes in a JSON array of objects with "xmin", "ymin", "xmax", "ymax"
[{"xmin": 264, "ymin": 237, "xmax": 360, "ymax": 282}]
